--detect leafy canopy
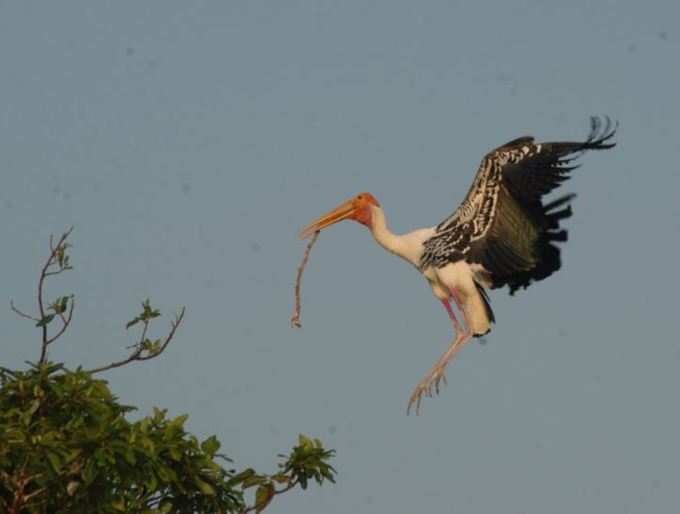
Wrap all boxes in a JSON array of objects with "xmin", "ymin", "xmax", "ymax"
[{"xmin": 1, "ymin": 230, "xmax": 335, "ymax": 513}]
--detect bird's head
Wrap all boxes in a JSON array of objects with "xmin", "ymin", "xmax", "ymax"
[{"xmin": 299, "ymin": 192, "xmax": 381, "ymax": 239}]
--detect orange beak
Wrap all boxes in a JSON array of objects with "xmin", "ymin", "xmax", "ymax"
[{"xmin": 299, "ymin": 198, "xmax": 358, "ymax": 240}]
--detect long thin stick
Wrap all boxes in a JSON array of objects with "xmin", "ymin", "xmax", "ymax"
[{"xmin": 290, "ymin": 231, "xmax": 320, "ymax": 328}]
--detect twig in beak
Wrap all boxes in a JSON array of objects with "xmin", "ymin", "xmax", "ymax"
[{"xmin": 291, "ymin": 231, "xmax": 320, "ymax": 328}]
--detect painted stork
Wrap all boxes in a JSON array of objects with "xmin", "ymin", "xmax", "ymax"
[{"xmin": 299, "ymin": 116, "xmax": 617, "ymax": 414}]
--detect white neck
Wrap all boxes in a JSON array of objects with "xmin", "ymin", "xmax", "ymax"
[{"xmin": 369, "ymin": 206, "xmax": 435, "ymax": 268}]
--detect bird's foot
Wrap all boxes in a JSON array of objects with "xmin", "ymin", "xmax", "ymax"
[
  {"xmin": 406, "ymin": 329, "xmax": 471, "ymax": 415},
  {"xmin": 406, "ymin": 364, "xmax": 448, "ymax": 416}
]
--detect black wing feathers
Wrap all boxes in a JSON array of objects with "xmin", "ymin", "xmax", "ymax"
[
  {"xmin": 473, "ymin": 116, "xmax": 616, "ymax": 293},
  {"xmin": 421, "ymin": 116, "xmax": 617, "ymax": 295},
  {"xmin": 502, "ymin": 116, "xmax": 616, "ymax": 205},
  {"xmin": 484, "ymin": 193, "xmax": 576, "ymax": 294}
]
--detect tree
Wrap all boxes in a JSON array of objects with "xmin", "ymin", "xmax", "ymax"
[{"xmin": 1, "ymin": 230, "xmax": 335, "ymax": 513}]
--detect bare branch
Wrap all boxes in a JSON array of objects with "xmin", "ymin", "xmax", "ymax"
[
  {"xmin": 290, "ymin": 231, "xmax": 320, "ymax": 329},
  {"xmin": 10, "ymin": 300, "xmax": 39, "ymax": 322},
  {"xmin": 43, "ymin": 268, "xmax": 70, "ymax": 278},
  {"xmin": 22, "ymin": 486, "xmax": 46, "ymax": 503},
  {"xmin": 87, "ymin": 307, "xmax": 186, "ymax": 374}
]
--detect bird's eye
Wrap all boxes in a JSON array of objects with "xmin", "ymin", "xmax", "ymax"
[{"xmin": 358, "ymin": 194, "xmax": 363, "ymax": 199}]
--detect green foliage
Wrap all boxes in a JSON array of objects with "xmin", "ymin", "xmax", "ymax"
[
  {"xmin": 0, "ymin": 363, "xmax": 236, "ymax": 512},
  {"xmin": 50, "ymin": 296, "xmax": 71, "ymax": 316},
  {"xmin": 2, "ymin": 229, "xmax": 337, "ymax": 513},
  {"xmin": 54, "ymin": 242, "xmax": 72, "ymax": 270},
  {"xmin": 281, "ymin": 435, "xmax": 336, "ymax": 490},
  {"xmin": 126, "ymin": 299, "xmax": 161, "ymax": 330},
  {"xmin": 228, "ymin": 435, "xmax": 336, "ymax": 513},
  {"xmin": 0, "ymin": 364, "xmax": 336, "ymax": 513}
]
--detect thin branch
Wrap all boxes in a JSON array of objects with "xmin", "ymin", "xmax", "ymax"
[
  {"xmin": 38, "ymin": 227, "xmax": 74, "ymax": 364},
  {"xmin": 22, "ymin": 487, "xmax": 46, "ymax": 503},
  {"xmin": 87, "ymin": 308, "xmax": 186, "ymax": 374},
  {"xmin": 135, "ymin": 320, "xmax": 151, "ymax": 355},
  {"xmin": 273, "ymin": 478, "xmax": 299, "ymax": 496},
  {"xmin": 290, "ymin": 231, "xmax": 320, "ymax": 328},
  {"xmin": 9, "ymin": 228, "xmax": 75, "ymax": 364},
  {"xmin": 45, "ymin": 297, "xmax": 75, "ymax": 346},
  {"xmin": 1, "ymin": 459, "xmax": 44, "ymax": 514},
  {"xmin": 10, "ymin": 300, "xmax": 39, "ymax": 322},
  {"xmin": 124, "ymin": 318, "xmax": 148, "ymax": 350},
  {"xmin": 239, "ymin": 478, "xmax": 300, "ymax": 514},
  {"xmin": 43, "ymin": 268, "xmax": 70, "ymax": 278}
]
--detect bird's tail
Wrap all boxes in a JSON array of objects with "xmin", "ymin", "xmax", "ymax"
[{"xmin": 470, "ymin": 282, "xmax": 494, "ymax": 337}]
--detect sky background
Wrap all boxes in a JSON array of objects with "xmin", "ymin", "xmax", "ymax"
[{"xmin": 2, "ymin": 1, "xmax": 680, "ymax": 513}]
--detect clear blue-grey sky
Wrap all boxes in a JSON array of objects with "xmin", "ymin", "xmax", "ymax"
[{"xmin": 2, "ymin": 1, "xmax": 680, "ymax": 512}]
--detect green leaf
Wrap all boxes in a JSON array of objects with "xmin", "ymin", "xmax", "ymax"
[
  {"xmin": 271, "ymin": 473, "xmax": 289, "ymax": 484},
  {"xmin": 169, "ymin": 413, "xmax": 188, "ymax": 429},
  {"xmin": 228, "ymin": 468, "xmax": 256, "ymax": 487},
  {"xmin": 125, "ymin": 315, "xmax": 142, "ymax": 329},
  {"xmin": 157, "ymin": 465, "xmax": 177, "ymax": 483},
  {"xmin": 36, "ymin": 314, "xmax": 55, "ymax": 327},
  {"xmin": 168, "ymin": 446, "xmax": 182, "ymax": 461},
  {"xmin": 124, "ymin": 447, "xmax": 136, "ymax": 465},
  {"xmin": 159, "ymin": 500, "xmax": 173, "ymax": 513},
  {"xmin": 28, "ymin": 398, "xmax": 41, "ymax": 416},
  {"xmin": 145, "ymin": 473, "xmax": 158, "ymax": 491},
  {"xmin": 82, "ymin": 458, "xmax": 97, "ymax": 484},
  {"xmin": 255, "ymin": 482, "xmax": 275, "ymax": 513},
  {"xmin": 298, "ymin": 434, "xmax": 312, "ymax": 449},
  {"xmin": 52, "ymin": 296, "xmax": 70, "ymax": 314},
  {"xmin": 47, "ymin": 451, "xmax": 63, "ymax": 473},
  {"xmin": 126, "ymin": 300, "xmax": 161, "ymax": 329},
  {"xmin": 201, "ymin": 435, "xmax": 220, "ymax": 455},
  {"xmin": 141, "ymin": 299, "xmax": 161, "ymax": 320},
  {"xmin": 194, "ymin": 478, "xmax": 215, "ymax": 496},
  {"xmin": 242, "ymin": 474, "xmax": 266, "ymax": 489}
]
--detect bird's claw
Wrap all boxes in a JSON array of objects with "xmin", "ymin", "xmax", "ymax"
[{"xmin": 406, "ymin": 365, "xmax": 448, "ymax": 415}]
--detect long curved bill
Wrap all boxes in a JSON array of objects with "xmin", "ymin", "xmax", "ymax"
[{"xmin": 299, "ymin": 199, "xmax": 356, "ymax": 239}]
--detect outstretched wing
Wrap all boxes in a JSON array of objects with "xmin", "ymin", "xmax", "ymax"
[{"xmin": 420, "ymin": 116, "xmax": 617, "ymax": 294}]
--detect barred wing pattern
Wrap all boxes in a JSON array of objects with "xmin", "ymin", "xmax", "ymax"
[{"xmin": 420, "ymin": 116, "xmax": 616, "ymax": 294}]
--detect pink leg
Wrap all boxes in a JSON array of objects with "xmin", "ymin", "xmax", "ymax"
[
  {"xmin": 450, "ymin": 289, "xmax": 465, "ymax": 315},
  {"xmin": 441, "ymin": 299, "xmax": 463, "ymax": 335},
  {"xmin": 408, "ymin": 289, "xmax": 473, "ymax": 415}
]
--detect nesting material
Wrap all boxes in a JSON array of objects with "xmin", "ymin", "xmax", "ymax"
[{"xmin": 290, "ymin": 230, "xmax": 320, "ymax": 328}]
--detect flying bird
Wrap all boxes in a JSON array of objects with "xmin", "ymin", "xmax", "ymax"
[{"xmin": 299, "ymin": 116, "xmax": 617, "ymax": 414}]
